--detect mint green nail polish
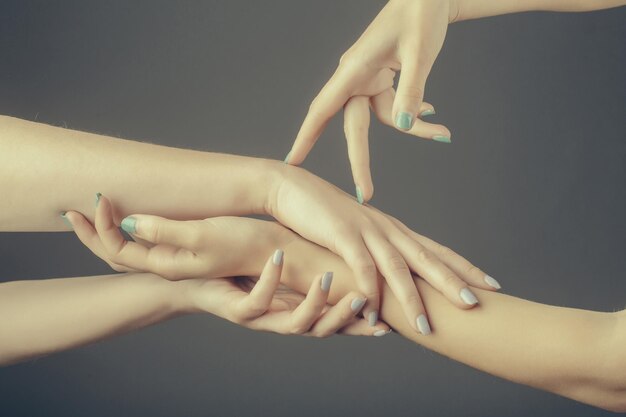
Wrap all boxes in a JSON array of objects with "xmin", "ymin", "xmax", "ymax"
[
  {"xmin": 283, "ymin": 151, "xmax": 291, "ymax": 164},
  {"xmin": 60, "ymin": 212, "xmax": 72, "ymax": 229},
  {"xmin": 416, "ymin": 314, "xmax": 431, "ymax": 335},
  {"xmin": 272, "ymin": 249, "xmax": 284, "ymax": 266},
  {"xmin": 420, "ymin": 109, "xmax": 436, "ymax": 117},
  {"xmin": 356, "ymin": 186, "xmax": 364, "ymax": 204},
  {"xmin": 321, "ymin": 272, "xmax": 333, "ymax": 292},
  {"xmin": 95, "ymin": 192, "xmax": 102, "ymax": 207},
  {"xmin": 121, "ymin": 217, "xmax": 137, "ymax": 234},
  {"xmin": 432, "ymin": 135, "xmax": 451, "ymax": 143},
  {"xmin": 395, "ymin": 112, "xmax": 413, "ymax": 130}
]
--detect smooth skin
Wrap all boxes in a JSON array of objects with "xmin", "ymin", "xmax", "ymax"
[
  {"xmin": 72, "ymin": 208, "xmax": 626, "ymax": 412},
  {"xmin": 286, "ymin": 0, "xmax": 626, "ymax": 202},
  {"xmin": 0, "ymin": 115, "xmax": 501, "ymax": 334}
]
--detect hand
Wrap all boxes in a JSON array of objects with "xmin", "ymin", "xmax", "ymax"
[
  {"xmin": 63, "ymin": 205, "xmax": 392, "ymax": 338},
  {"xmin": 286, "ymin": 0, "xmax": 457, "ymax": 202}
]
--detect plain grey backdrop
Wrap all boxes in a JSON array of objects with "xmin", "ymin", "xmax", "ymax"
[{"xmin": 0, "ymin": 1, "xmax": 624, "ymax": 416}]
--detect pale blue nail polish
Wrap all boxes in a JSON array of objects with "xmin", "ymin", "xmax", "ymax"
[
  {"xmin": 321, "ymin": 271, "xmax": 333, "ymax": 291},
  {"xmin": 416, "ymin": 314, "xmax": 431, "ymax": 335},
  {"xmin": 373, "ymin": 329, "xmax": 391, "ymax": 337},
  {"xmin": 356, "ymin": 186, "xmax": 364, "ymax": 204},
  {"xmin": 395, "ymin": 112, "xmax": 413, "ymax": 130},
  {"xmin": 432, "ymin": 135, "xmax": 451, "ymax": 143},
  {"xmin": 60, "ymin": 212, "xmax": 72, "ymax": 229},
  {"xmin": 95, "ymin": 192, "xmax": 102, "ymax": 207},
  {"xmin": 351, "ymin": 298, "xmax": 366, "ymax": 312},
  {"xmin": 283, "ymin": 151, "xmax": 291, "ymax": 164},
  {"xmin": 272, "ymin": 249, "xmax": 284, "ymax": 266},
  {"xmin": 420, "ymin": 109, "xmax": 436, "ymax": 117},
  {"xmin": 120, "ymin": 216, "xmax": 137, "ymax": 234},
  {"xmin": 460, "ymin": 287, "xmax": 478, "ymax": 305},
  {"xmin": 368, "ymin": 311, "xmax": 378, "ymax": 327},
  {"xmin": 484, "ymin": 275, "xmax": 501, "ymax": 290}
]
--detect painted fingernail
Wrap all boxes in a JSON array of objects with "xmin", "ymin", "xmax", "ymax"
[
  {"xmin": 321, "ymin": 271, "xmax": 333, "ymax": 291},
  {"xmin": 120, "ymin": 216, "xmax": 137, "ymax": 234},
  {"xmin": 484, "ymin": 275, "xmax": 501, "ymax": 290},
  {"xmin": 460, "ymin": 287, "xmax": 479, "ymax": 305},
  {"xmin": 283, "ymin": 151, "xmax": 291, "ymax": 164},
  {"xmin": 374, "ymin": 329, "xmax": 392, "ymax": 337},
  {"xmin": 416, "ymin": 314, "xmax": 431, "ymax": 335},
  {"xmin": 355, "ymin": 186, "xmax": 364, "ymax": 204},
  {"xmin": 420, "ymin": 109, "xmax": 436, "ymax": 117},
  {"xmin": 60, "ymin": 212, "xmax": 72, "ymax": 229},
  {"xmin": 432, "ymin": 135, "xmax": 451, "ymax": 143},
  {"xmin": 351, "ymin": 298, "xmax": 366, "ymax": 312},
  {"xmin": 272, "ymin": 249, "xmax": 284, "ymax": 266},
  {"xmin": 395, "ymin": 112, "xmax": 413, "ymax": 130},
  {"xmin": 95, "ymin": 192, "xmax": 102, "ymax": 207},
  {"xmin": 368, "ymin": 311, "xmax": 378, "ymax": 327}
]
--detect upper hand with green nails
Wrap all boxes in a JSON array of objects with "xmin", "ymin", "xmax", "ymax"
[
  {"xmin": 286, "ymin": 0, "xmax": 455, "ymax": 202},
  {"xmin": 63, "ymin": 196, "xmax": 392, "ymax": 338}
]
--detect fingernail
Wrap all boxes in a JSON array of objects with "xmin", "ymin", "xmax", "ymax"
[
  {"xmin": 60, "ymin": 212, "xmax": 72, "ymax": 229},
  {"xmin": 272, "ymin": 249, "xmax": 284, "ymax": 266},
  {"xmin": 374, "ymin": 329, "xmax": 391, "ymax": 337},
  {"xmin": 351, "ymin": 298, "xmax": 366, "ymax": 312},
  {"xmin": 484, "ymin": 275, "xmax": 501, "ymax": 290},
  {"xmin": 420, "ymin": 109, "xmax": 436, "ymax": 117},
  {"xmin": 120, "ymin": 216, "xmax": 137, "ymax": 234},
  {"xmin": 432, "ymin": 135, "xmax": 451, "ymax": 143},
  {"xmin": 355, "ymin": 186, "xmax": 364, "ymax": 204},
  {"xmin": 416, "ymin": 314, "xmax": 431, "ymax": 335},
  {"xmin": 368, "ymin": 311, "xmax": 378, "ymax": 327},
  {"xmin": 95, "ymin": 192, "xmax": 102, "ymax": 207},
  {"xmin": 460, "ymin": 287, "xmax": 478, "ymax": 305},
  {"xmin": 283, "ymin": 151, "xmax": 291, "ymax": 164},
  {"xmin": 321, "ymin": 271, "xmax": 333, "ymax": 291},
  {"xmin": 395, "ymin": 112, "xmax": 413, "ymax": 130}
]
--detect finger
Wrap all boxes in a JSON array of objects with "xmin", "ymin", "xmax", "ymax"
[
  {"xmin": 94, "ymin": 194, "xmax": 203, "ymax": 279},
  {"xmin": 287, "ymin": 66, "xmax": 357, "ymax": 166},
  {"xmin": 362, "ymin": 232, "xmax": 430, "ymax": 334},
  {"xmin": 119, "ymin": 214, "xmax": 203, "ymax": 250},
  {"xmin": 384, "ymin": 214, "xmax": 500, "ymax": 291},
  {"xmin": 233, "ymin": 249, "xmax": 284, "ymax": 321},
  {"xmin": 344, "ymin": 95, "xmax": 374, "ymax": 203},
  {"xmin": 338, "ymin": 319, "xmax": 392, "ymax": 337},
  {"xmin": 388, "ymin": 230, "xmax": 480, "ymax": 310},
  {"xmin": 307, "ymin": 291, "xmax": 367, "ymax": 337},
  {"xmin": 287, "ymin": 272, "xmax": 334, "ymax": 334},
  {"xmin": 335, "ymin": 236, "xmax": 380, "ymax": 327},
  {"xmin": 392, "ymin": 59, "xmax": 427, "ymax": 132},
  {"xmin": 371, "ymin": 88, "xmax": 451, "ymax": 142}
]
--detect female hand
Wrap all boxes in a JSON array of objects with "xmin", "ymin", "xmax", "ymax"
[
  {"xmin": 286, "ymin": 0, "xmax": 457, "ymax": 202},
  {"xmin": 62, "ymin": 207, "xmax": 392, "ymax": 338}
]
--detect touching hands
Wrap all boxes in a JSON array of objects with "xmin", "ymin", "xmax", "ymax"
[{"xmin": 286, "ymin": 0, "xmax": 456, "ymax": 202}]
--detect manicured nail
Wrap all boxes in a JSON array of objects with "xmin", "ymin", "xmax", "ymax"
[
  {"xmin": 484, "ymin": 275, "xmax": 501, "ymax": 290},
  {"xmin": 373, "ymin": 329, "xmax": 391, "ymax": 337},
  {"xmin": 351, "ymin": 298, "xmax": 366, "ymax": 312},
  {"xmin": 460, "ymin": 287, "xmax": 478, "ymax": 305},
  {"xmin": 272, "ymin": 249, "xmax": 284, "ymax": 266},
  {"xmin": 120, "ymin": 216, "xmax": 137, "ymax": 234},
  {"xmin": 432, "ymin": 135, "xmax": 451, "ymax": 143},
  {"xmin": 416, "ymin": 314, "xmax": 431, "ymax": 335},
  {"xmin": 395, "ymin": 112, "xmax": 413, "ymax": 130},
  {"xmin": 368, "ymin": 311, "xmax": 378, "ymax": 327},
  {"xmin": 321, "ymin": 271, "xmax": 333, "ymax": 291},
  {"xmin": 420, "ymin": 109, "xmax": 436, "ymax": 117},
  {"xmin": 95, "ymin": 192, "xmax": 102, "ymax": 207},
  {"xmin": 60, "ymin": 212, "xmax": 72, "ymax": 229},
  {"xmin": 283, "ymin": 151, "xmax": 291, "ymax": 164},
  {"xmin": 355, "ymin": 186, "xmax": 364, "ymax": 204}
]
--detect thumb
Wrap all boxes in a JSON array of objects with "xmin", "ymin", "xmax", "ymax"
[
  {"xmin": 392, "ymin": 60, "xmax": 427, "ymax": 132},
  {"xmin": 120, "ymin": 214, "xmax": 203, "ymax": 250}
]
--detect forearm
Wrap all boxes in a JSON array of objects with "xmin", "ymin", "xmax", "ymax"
[
  {"xmin": 0, "ymin": 272, "xmax": 185, "ymax": 366},
  {"xmin": 277, "ymin": 234, "xmax": 626, "ymax": 411},
  {"xmin": 0, "ymin": 115, "xmax": 279, "ymax": 231},
  {"xmin": 451, "ymin": 0, "xmax": 626, "ymax": 22}
]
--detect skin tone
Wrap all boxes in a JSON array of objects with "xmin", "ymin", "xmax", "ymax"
[
  {"xmin": 286, "ymin": 0, "xmax": 626, "ymax": 202},
  {"xmin": 68, "ymin": 206, "xmax": 626, "ymax": 412},
  {"xmin": 0, "ymin": 115, "xmax": 503, "ymax": 334}
]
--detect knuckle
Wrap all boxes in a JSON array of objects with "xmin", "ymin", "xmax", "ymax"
[
  {"xmin": 387, "ymin": 254, "xmax": 409, "ymax": 274},
  {"xmin": 416, "ymin": 247, "xmax": 432, "ymax": 263},
  {"xmin": 399, "ymin": 84, "xmax": 424, "ymax": 101},
  {"xmin": 355, "ymin": 258, "xmax": 377, "ymax": 278},
  {"xmin": 441, "ymin": 271, "xmax": 461, "ymax": 286},
  {"xmin": 437, "ymin": 245, "xmax": 457, "ymax": 258},
  {"xmin": 464, "ymin": 263, "xmax": 482, "ymax": 277}
]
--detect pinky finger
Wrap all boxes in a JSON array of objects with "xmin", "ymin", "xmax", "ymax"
[{"xmin": 339, "ymin": 319, "xmax": 392, "ymax": 337}]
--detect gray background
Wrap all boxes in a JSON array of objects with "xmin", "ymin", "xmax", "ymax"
[{"xmin": 0, "ymin": 1, "xmax": 624, "ymax": 416}]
